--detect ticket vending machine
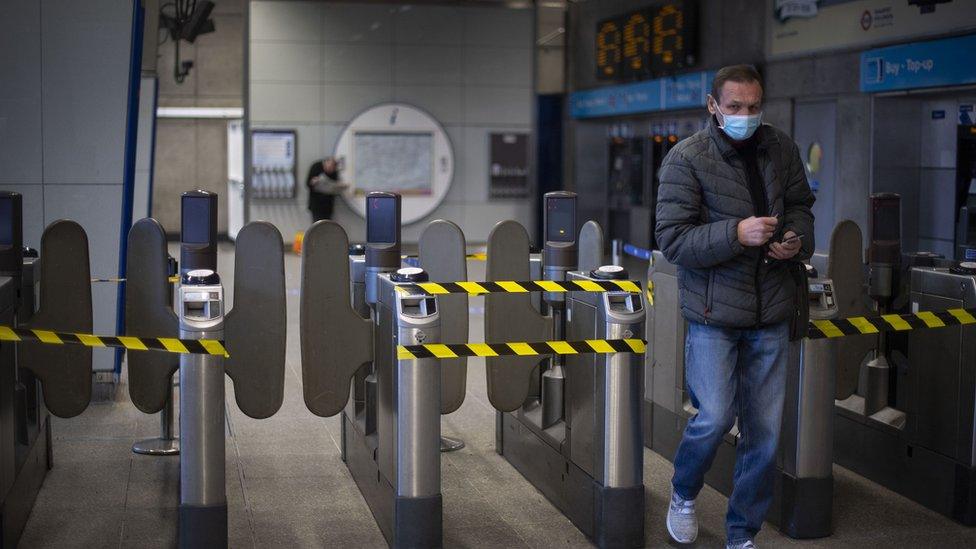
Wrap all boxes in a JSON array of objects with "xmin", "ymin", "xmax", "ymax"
[
  {"xmin": 956, "ymin": 125, "xmax": 976, "ymax": 261},
  {"xmin": 604, "ymin": 129, "xmax": 678, "ymax": 252},
  {"xmin": 607, "ymin": 137, "xmax": 649, "ymax": 249},
  {"xmin": 645, "ymin": 130, "xmax": 678, "ymax": 251}
]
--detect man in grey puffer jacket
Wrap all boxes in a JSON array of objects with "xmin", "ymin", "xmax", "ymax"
[{"xmin": 655, "ymin": 65, "xmax": 815, "ymax": 549}]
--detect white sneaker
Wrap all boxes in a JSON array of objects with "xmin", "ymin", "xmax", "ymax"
[
  {"xmin": 666, "ymin": 489, "xmax": 698, "ymax": 544},
  {"xmin": 727, "ymin": 539, "xmax": 756, "ymax": 549}
]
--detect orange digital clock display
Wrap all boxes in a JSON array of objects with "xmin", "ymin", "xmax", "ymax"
[
  {"xmin": 622, "ymin": 11, "xmax": 651, "ymax": 76},
  {"xmin": 596, "ymin": 18, "xmax": 623, "ymax": 79},
  {"xmin": 596, "ymin": 1, "xmax": 697, "ymax": 81}
]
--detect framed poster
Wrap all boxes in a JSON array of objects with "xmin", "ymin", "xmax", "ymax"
[
  {"xmin": 489, "ymin": 133, "xmax": 529, "ymax": 199},
  {"xmin": 251, "ymin": 129, "xmax": 297, "ymax": 199},
  {"xmin": 352, "ymin": 131, "xmax": 434, "ymax": 195},
  {"xmin": 334, "ymin": 103, "xmax": 454, "ymax": 224}
]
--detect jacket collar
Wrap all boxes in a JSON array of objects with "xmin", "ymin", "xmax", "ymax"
[{"xmin": 707, "ymin": 114, "xmax": 779, "ymax": 162}]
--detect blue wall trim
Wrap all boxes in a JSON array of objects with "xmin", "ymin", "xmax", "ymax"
[
  {"xmin": 861, "ymin": 33, "xmax": 976, "ymax": 93},
  {"xmin": 115, "ymin": 0, "xmax": 144, "ymax": 374},
  {"xmin": 570, "ymin": 70, "xmax": 717, "ymax": 119},
  {"xmin": 147, "ymin": 76, "xmax": 159, "ymax": 216}
]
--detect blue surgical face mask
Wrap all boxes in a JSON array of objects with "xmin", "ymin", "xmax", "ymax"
[{"xmin": 714, "ymin": 103, "xmax": 763, "ymax": 141}]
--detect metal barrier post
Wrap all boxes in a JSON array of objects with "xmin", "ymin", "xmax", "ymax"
[
  {"xmin": 541, "ymin": 192, "xmax": 577, "ymax": 428},
  {"xmin": 178, "ymin": 269, "xmax": 226, "ymax": 548},
  {"xmin": 385, "ymin": 268, "xmax": 443, "ymax": 546},
  {"xmin": 132, "ymin": 377, "xmax": 179, "ymax": 455},
  {"xmin": 132, "ymin": 255, "xmax": 181, "ymax": 456},
  {"xmin": 440, "ymin": 436, "xmax": 464, "ymax": 452}
]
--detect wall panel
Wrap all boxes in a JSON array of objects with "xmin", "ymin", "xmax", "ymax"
[{"xmin": 249, "ymin": 1, "xmax": 534, "ymax": 242}]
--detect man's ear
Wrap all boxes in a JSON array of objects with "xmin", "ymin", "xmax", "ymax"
[{"xmin": 706, "ymin": 94, "xmax": 717, "ymax": 115}]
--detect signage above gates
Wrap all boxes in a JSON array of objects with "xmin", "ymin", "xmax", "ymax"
[
  {"xmin": 860, "ymin": 33, "xmax": 976, "ymax": 93},
  {"xmin": 768, "ymin": 0, "xmax": 976, "ymax": 58},
  {"xmin": 570, "ymin": 70, "xmax": 716, "ymax": 119}
]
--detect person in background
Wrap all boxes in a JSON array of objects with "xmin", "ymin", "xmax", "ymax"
[
  {"xmin": 654, "ymin": 64, "xmax": 815, "ymax": 549},
  {"xmin": 306, "ymin": 156, "xmax": 346, "ymax": 223}
]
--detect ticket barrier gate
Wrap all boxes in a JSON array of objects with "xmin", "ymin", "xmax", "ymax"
[
  {"xmin": 828, "ymin": 197, "xmax": 968, "ymax": 522},
  {"xmin": 351, "ymin": 216, "xmax": 471, "ymax": 454},
  {"xmin": 0, "ymin": 192, "xmax": 92, "ymax": 547},
  {"xmin": 898, "ymin": 263, "xmax": 976, "ymax": 523},
  {"xmin": 302, "ymin": 192, "xmax": 465, "ymax": 547},
  {"xmin": 827, "ymin": 206, "xmax": 976, "ymax": 523},
  {"xmin": 779, "ymin": 269, "xmax": 838, "ymax": 536},
  {"xmin": 485, "ymin": 191, "xmax": 646, "ymax": 548},
  {"xmin": 0, "ymin": 191, "xmax": 94, "ymax": 546},
  {"xmin": 126, "ymin": 190, "xmax": 286, "ymax": 548},
  {"xmin": 644, "ymin": 248, "xmax": 840, "ymax": 538},
  {"xmin": 345, "ymin": 200, "xmax": 469, "ymax": 443}
]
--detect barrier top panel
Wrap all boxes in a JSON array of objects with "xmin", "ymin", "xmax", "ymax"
[
  {"xmin": 125, "ymin": 218, "xmax": 179, "ymax": 414},
  {"xmin": 300, "ymin": 220, "xmax": 373, "ymax": 417},
  {"xmin": 20, "ymin": 220, "xmax": 93, "ymax": 418},
  {"xmin": 578, "ymin": 220, "xmax": 604, "ymax": 273},
  {"xmin": 419, "ymin": 219, "xmax": 468, "ymax": 414},
  {"xmin": 484, "ymin": 220, "xmax": 552, "ymax": 412},
  {"xmin": 225, "ymin": 221, "xmax": 288, "ymax": 419}
]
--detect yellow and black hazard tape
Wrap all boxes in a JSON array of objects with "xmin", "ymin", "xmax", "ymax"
[
  {"xmin": 92, "ymin": 276, "xmax": 181, "ymax": 284},
  {"xmin": 0, "ymin": 326, "xmax": 229, "ymax": 357},
  {"xmin": 397, "ymin": 279, "xmax": 643, "ymax": 296},
  {"xmin": 398, "ymin": 338, "xmax": 646, "ymax": 360},
  {"xmin": 807, "ymin": 307, "xmax": 976, "ymax": 340}
]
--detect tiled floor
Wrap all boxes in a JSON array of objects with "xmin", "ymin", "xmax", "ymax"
[{"xmin": 18, "ymin": 245, "xmax": 976, "ymax": 548}]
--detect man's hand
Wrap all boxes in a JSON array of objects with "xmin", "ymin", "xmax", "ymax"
[
  {"xmin": 737, "ymin": 216, "xmax": 778, "ymax": 247},
  {"xmin": 768, "ymin": 230, "xmax": 802, "ymax": 260}
]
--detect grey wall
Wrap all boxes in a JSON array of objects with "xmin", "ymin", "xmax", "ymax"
[
  {"xmin": 916, "ymin": 96, "xmax": 974, "ymax": 255},
  {"xmin": 248, "ymin": 1, "xmax": 535, "ymax": 243},
  {"xmin": 764, "ymin": 51, "xmax": 872, "ymax": 235},
  {"xmin": 133, "ymin": 76, "xmax": 158, "ymax": 222},
  {"xmin": 0, "ymin": 0, "xmax": 135, "ymax": 371},
  {"xmin": 872, "ymin": 94, "xmax": 976, "ymax": 256},
  {"xmin": 152, "ymin": 0, "xmax": 245, "ymax": 234},
  {"xmin": 536, "ymin": 3, "xmax": 565, "ymax": 95}
]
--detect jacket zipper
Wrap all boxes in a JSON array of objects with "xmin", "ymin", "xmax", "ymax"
[
  {"xmin": 754, "ymin": 254, "xmax": 762, "ymax": 326},
  {"xmin": 754, "ymin": 151, "xmax": 771, "ymax": 328},
  {"xmin": 704, "ymin": 270, "xmax": 715, "ymax": 318}
]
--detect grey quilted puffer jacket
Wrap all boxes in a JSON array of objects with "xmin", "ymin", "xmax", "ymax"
[{"xmin": 654, "ymin": 117, "xmax": 815, "ymax": 328}]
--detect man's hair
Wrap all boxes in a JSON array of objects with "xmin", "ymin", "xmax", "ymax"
[{"xmin": 711, "ymin": 64, "xmax": 763, "ymax": 101}]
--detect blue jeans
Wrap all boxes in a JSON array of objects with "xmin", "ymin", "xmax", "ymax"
[{"xmin": 671, "ymin": 320, "xmax": 790, "ymax": 544}]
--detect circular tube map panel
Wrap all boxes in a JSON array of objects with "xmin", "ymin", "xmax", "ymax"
[{"xmin": 335, "ymin": 103, "xmax": 455, "ymax": 224}]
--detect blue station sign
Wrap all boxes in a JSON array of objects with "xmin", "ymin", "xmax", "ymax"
[
  {"xmin": 861, "ymin": 33, "xmax": 976, "ymax": 93},
  {"xmin": 570, "ymin": 70, "xmax": 716, "ymax": 119}
]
